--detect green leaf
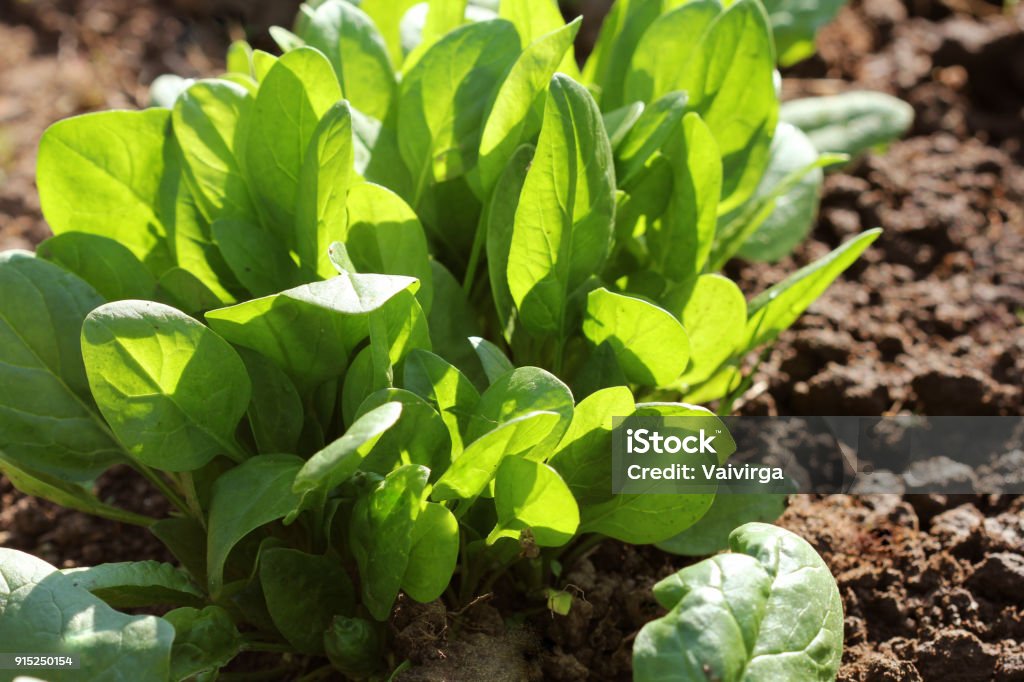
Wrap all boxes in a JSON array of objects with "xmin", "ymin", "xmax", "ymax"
[
  {"xmin": 763, "ymin": 0, "xmax": 845, "ymax": 66},
  {"xmin": 295, "ymin": 101, "xmax": 356, "ymax": 280},
  {"xmin": 37, "ymin": 109, "xmax": 174, "ymax": 273},
  {"xmin": 647, "ymin": 113, "xmax": 721, "ymax": 283},
  {"xmin": 297, "ymin": 0, "xmax": 397, "ymax": 120},
  {"xmin": 424, "ymin": 261, "xmax": 484, "ymax": 382},
  {"xmin": 477, "ymin": 18, "xmax": 581, "ymax": 195},
  {"xmin": 675, "ymin": 274, "xmax": 747, "ymax": 387},
  {"xmin": 615, "ymin": 90, "xmax": 688, "ymax": 186},
  {"xmin": 603, "ymin": 102, "xmax": 646, "ymax": 149},
  {"xmin": 468, "ymin": 366, "xmax": 574, "ymax": 445},
  {"xmin": 397, "ymin": 20, "xmax": 520, "ymax": 196},
  {"xmin": 744, "ymin": 229, "xmax": 882, "ymax": 350},
  {"xmin": 780, "ymin": 91, "xmax": 914, "ymax": 157},
  {"xmin": 735, "ymin": 122, "xmax": 825, "ymax": 262},
  {"xmin": 634, "ymin": 523, "xmax": 843, "ymax": 682},
  {"xmin": 656, "ymin": 487, "xmax": 789, "ymax": 556},
  {"xmin": 402, "ymin": 349, "xmax": 481, "ymax": 457},
  {"xmin": 149, "ymin": 74, "xmax": 194, "ymax": 108},
  {"xmin": 402, "ymin": 502, "xmax": 459, "ymax": 602},
  {"xmin": 172, "ymin": 79, "xmax": 256, "ymax": 224},
  {"xmin": 355, "ymin": 389, "xmax": 451, "ymax": 475},
  {"xmin": 82, "ymin": 300, "xmax": 251, "ymax": 471},
  {"xmin": 212, "ymin": 218, "xmax": 302, "ymax": 297},
  {"xmin": 237, "ymin": 348, "xmax": 303, "ymax": 454},
  {"xmin": 205, "ymin": 271, "xmax": 419, "ymax": 392},
  {"xmin": 582, "ymin": 288, "xmax": 690, "ymax": 386},
  {"xmin": 499, "ymin": 0, "xmax": 579, "ymax": 76},
  {"xmin": 164, "ymin": 606, "xmax": 243, "ymax": 682},
  {"xmin": 292, "ymin": 402, "xmax": 402, "ymax": 518},
  {"xmin": 360, "ymin": 0, "xmax": 420, "ymax": 66},
  {"xmin": 507, "ymin": 74, "xmax": 615, "ymax": 340},
  {"xmin": 669, "ymin": 0, "xmax": 779, "ymax": 213},
  {"xmin": 260, "ymin": 547, "xmax": 355, "ymax": 654},
  {"xmin": 0, "ymin": 252, "xmax": 122, "ymax": 482},
  {"xmin": 488, "ymin": 457, "xmax": 579, "ymax": 547},
  {"xmin": 61, "ymin": 561, "xmax": 204, "ymax": 609},
  {"xmin": 623, "ymin": 0, "xmax": 722, "ymax": 105},
  {"xmin": 586, "ymin": 0, "xmax": 665, "ymax": 110},
  {"xmin": 37, "ymin": 233, "xmax": 158, "ymax": 302},
  {"xmin": 243, "ymin": 47, "xmax": 341, "ymax": 233},
  {"xmin": 432, "ymin": 411, "xmax": 562, "ymax": 501},
  {"xmin": 343, "ymin": 182, "xmax": 434, "ymax": 313},
  {"xmin": 350, "ymin": 464, "xmax": 430, "ymax": 620},
  {"xmin": 150, "ymin": 517, "xmax": 208, "ymax": 585},
  {"xmin": 468, "ymin": 337, "xmax": 514, "ymax": 386},
  {"xmin": 226, "ymin": 39, "xmax": 254, "ymax": 76},
  {"xmin": 549, "ymin": 385, "xmax": 634, "ymax": 505},
  {"xmin": 485, "ymin": 142, "xmax": 534, "ymax": 340},
  {"xmin": 324, "ymin": 616, "xmax": 385, "ymax": 678},
  {"xmin": 0, "ymin": 548, "xmax": 174, "ymax": 681},
  {"xmin": 206, "ymin": 454, "xmax": 303, "ymax": 596},
  {"xmin": 579, "ymin": 492, "xmax": 713, "ymax": 545}
]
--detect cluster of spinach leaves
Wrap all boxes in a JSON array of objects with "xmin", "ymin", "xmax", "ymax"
[{"xmin": 0, "ymin": 0, "xmax": 903, "ymax": 680}]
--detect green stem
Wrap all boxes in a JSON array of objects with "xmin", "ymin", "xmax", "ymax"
[
  {"xmin": 88, "ymin": 503, "xmax": 157, "ymax": 528},
  {"xmin": 462, "ymin": 209, "xmax": 488, "ymax": 294},
  {"xmin": 178, "ymin": 472, "xmax": 207, "ymax": 530}
]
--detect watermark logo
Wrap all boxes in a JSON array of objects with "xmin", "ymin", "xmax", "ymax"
[{"xmin": 625, "ymin": 427, "xmax": 719, "ymax": 455}]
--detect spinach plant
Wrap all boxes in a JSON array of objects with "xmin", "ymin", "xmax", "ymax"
[{"xmin": 0, "ymin": 0, "xmax": 879, "ymax": 679}]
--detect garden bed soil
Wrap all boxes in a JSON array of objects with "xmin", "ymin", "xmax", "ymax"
[{"xmin": 1, "ymin": 0, "xmax": 1022, "ymax": 680}]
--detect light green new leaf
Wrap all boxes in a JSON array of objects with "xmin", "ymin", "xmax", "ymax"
[
  {"xmin": 0, "ymin": 252, "xmax": 122, "ymax": 482},
  {"xmin": 206, "ymin": 454, "xmax": 304, "ymax": 596},
  {"xmin": 650, "ymin": 112, "xmax": 721, "ymax": 281},
  {"xmin": 237, "ymin": 348, "xmax": 303, "ymax": 454},
  {"xmin": 507, "ymin": 74, "xmax": 615, "ymax": 339},
  {"xmin": 292, "ymin": 402, "xmax": 403, "ymax": 518},
  {"xmin": 488, "ymin": 457, "xmax": 579, "ymax": 547},
  {"xmin": 744, "ymin": 229, "xmax": 882, "ymax": 350},
  {"xmin": 355, "ymin": 389, "xmax": 451, "ymax": 475},
  {"xmin": 672, "ymin": 0, "xmax": 778, "ymax": 213},
  {"xmin": 498, "ymin": 0, "xmax": 579, "ymax": 76},
  {"xmin": 582, "ymin": 288, "xmax": 690, "ymax": 386},
  {"xmin": 468, "ymin": 366, "xmax": 574, "ymax": 445},
  {"xmin": 359, "ymin": 0, "xmax": 420, "ymax": 66},
  {"xmin": 402, "ymin": 502, "xmax": 459, "ymax": 602},
  {"xmin": 295, "ymin": 101, "xmax": 356, "ymax": 280},
  {"xmin": 477, "ymin": 18, "xmax": 581, "ymax": 195},
  {"xmin": 0, "ymin": 548, "xmax": 174, "ymax": 681},
  {"xmin": 548, "ymin": 385, "xmax": 634, "ymax": 505},
  {"xmin": 674, "ymin": 274, "xmax": 747, "ymax": 387},
  {"xmin": 763, "ymin": 0, "xmax": 845, "ymax": 66},
  {"xmin": 397, "ymin": 20, "xmax": 520, "ymax": 196},
  {"xmin": 243, "ymin": 47, "xmax": 342, "ymax": 234},
  {"xmin": 402, "ymin": 349, "xmax": 481, "ymax": 456},
  {"xmin": 37, "ymin": 109, "xmax": 174, "ymax": 273},
  {"xmin": 736, "ymin": 122, "xmax": 825, "ymax": 262},
  {"xmin": 164, "ymin": 606, "xmax": 243, "ymax": 682},
  {"xmin": 172, "ymin": 79, "xmax": 256, "ymax": 224},
  {"xmin": 469, "ymin": 337, "xmax": 514, "ymax": 386},
  {"xmin": 350, "ymin": 464, "xmax": 430, "ymax": 620},
  {"xmin": 615, "ymin": 91, "xmax": 688, "ymax": 186},
  {"xmin": 486, "ymin": 144, "xmax": 534, "ymax": 338},
  {"xmin": 205, "ymin": 271, "xmax": 418, "ymax": 391},
  {"xmin": 343, "ymin": 182, "xmax": 434, "ymax": 312},
  {"xmin": 603, "ymin": 102, "xmax": 646, "ymax": 149},
  {"xmin": 61, "ymin": 561, "xmax": 204, "ymax": 609},
  {"xmin": 586, "ymin": 0, "xmax": 665, "ymax": 110},
  {"xmin": 260, "ymin": 548, "xmax": 355, "ymax": 654},
  {"xmin": 780, "ymin": 91, "xmax": 915, "ymax": 157},
  {"xmin": 82, "ymin": 300, "xmax": 251, "ymax": 471},
  {"xmin": 623, "ymin": 0, "xmax": 722, "ymax": 105},
  {"xmin": 634, "ymin": 523, "xmax": 843, "ymax": 681},
  {"xmin": 297, "ymin": 0, "xmax": 397, "ymax": 120},
  {"xmin": 38, "ymin": 233, "xmax": 157, "ymax": 302},
  {"xmin": 579, "ymin": 490, "xmax": 713, "ymax": 545},
  {"xmin": 432, "ymin": 411, "xmax": 562, "ymax": 501},
  {"xmin": 226, "ymin": 39, "xmax": 254, "ymax": 76}
]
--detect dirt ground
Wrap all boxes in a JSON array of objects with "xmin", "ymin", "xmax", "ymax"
[{"xmin": 0, "ymin": 0, "xmax": 1021, "ymax": 680}]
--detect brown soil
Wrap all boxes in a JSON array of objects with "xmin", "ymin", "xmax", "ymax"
[{"xmin": 1, "ymin": 0, "xmax": 1022, "ymax": 680}]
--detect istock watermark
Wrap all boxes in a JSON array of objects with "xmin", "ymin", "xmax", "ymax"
[{"xmin": 611, "ymin": 416, "xmax": 1024, "ymax": 495}]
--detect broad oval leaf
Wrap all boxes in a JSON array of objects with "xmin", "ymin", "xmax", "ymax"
[
  {"xmin": 507, "ymin": 74, "xmax": 616, "ymax": 340},
  {"xmin": 402, "ymin": 502, "xmax": 459, "ymax": 603},
  {"xmin": 37, "ymin": 233, "xmax": 158, "ymax": 302},
  {"xmin": 356, "ymin": 389, "xmax": 451, "ymax": 475},
  {"xmin": 468, "ymin": 366, "xmax": 574, "ymax": 446},
  {"xmin": 37, "ymin": 109, "xmax": 174, "ymax": 272},
  {"xmin": 0, "ymin": 548, "xmax": 174, "ymax": 681},
  {"xmin": 676, "ymin": 274, "xmax": 747, "ymax": 387},
  {"xmin": 206, "ymin": 454, "xmax": 304, "ymax": 596},
  {"xmin": 237, "ymin": 347, "xmax": 304, "ymax": 455},
  {"xmin": 164, "ymin": 605, "xmax": 244, "ymax": 682},
  {"xmin": 582, "ymin": 288, "xmax": 690, "ymax": 387},
  {"xmin": 634, "ymin": 523, "xmax": 843, "ymax": 681},
  {"xmin": 0, "ymin": 252, "xmax": 121, "ymax": 482},
  {"xmin": 402, "ymin": 349, "xmax": 481, "ymax": 457},
  {"xmin": 82, "ymin": 300, "xmax": 251, "ymax": 471},
  {"xmin": 61, "ymin": 561, "xmax": 204, "ymax": 609},
  {"xmin": 780, "ymin": 91, "xmax": 914, "ymax": 157},
  {"xmin": 488, "ymin": 457, "xmax": 579, "ymax": 547}
]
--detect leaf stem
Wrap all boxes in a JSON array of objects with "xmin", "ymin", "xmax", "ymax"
[
  {"xmin": 88, "ymin": 503, "xmax": 157, "ymax": 528},
  {"xmin": 135, "ymin": 464, "xmax": 190, "ymax": 517},
  {"xmin": 462, "ymin": 209, "xmax": 488, "ymax": 294}
]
